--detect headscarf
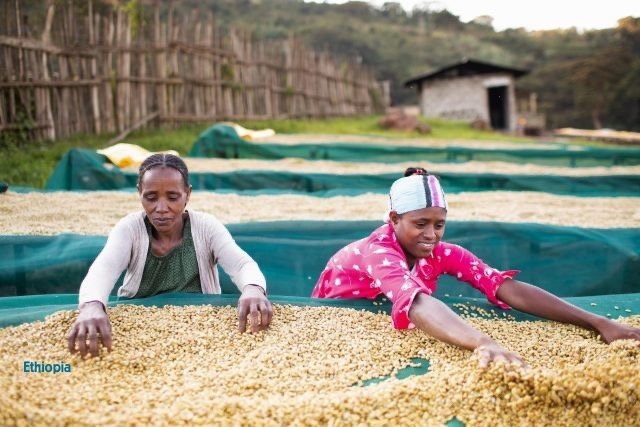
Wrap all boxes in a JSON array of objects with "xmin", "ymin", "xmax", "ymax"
[{"xmin": 388, "ymin": 173, "xmax": 448, "ymax": 215}]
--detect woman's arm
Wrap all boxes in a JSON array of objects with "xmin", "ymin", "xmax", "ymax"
[
  {"xmin": 409, "ymin": 293, "xmax": 525, "ymax": 367},
  {"xmin": 496, "ymin": 279, "xmax": 640, "ymax": 343},
  {"xmin": 202, "ymin": 214, "xmax": 267, "ymax": 293},
  {"xmin": 203, "ymin": 214, "xmax": 272, "ymax": 332},
  {"xmin": 69, "ymin": 216, "xmax": 135, "ymax": 356},
  {"xmin": 78, "ymin": 217, "xmax": 136, "ymax": 307}
]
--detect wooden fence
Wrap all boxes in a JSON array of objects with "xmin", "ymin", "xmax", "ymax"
[{"xmin": 0, "ymin": 1, "xmax": 386, "ymax": 142}]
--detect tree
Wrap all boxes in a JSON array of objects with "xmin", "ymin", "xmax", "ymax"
[
  {"xmin": 617, "ymin": 16, "xmax": 640, "ymax": 54},
  {"xmin": 381, "ymin": 2, "xmax": 405, "ymax": 19},
  {"xmin": 335, "ymin": 1, "xmax": 372, "ymax": 18},
  {"xmin": 607, "ymin": 58, "xmax": 640, "ymax": 131},
  {"xmin": 568, "ymin": 48, "xmax": 632, "ymax": 129}
]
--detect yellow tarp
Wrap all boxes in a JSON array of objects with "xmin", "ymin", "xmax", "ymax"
[
  {"xmin": 222, "ymin": 122, "xmax": 276, "ymax": 141},
  {"xmin": 97, "ymin": 144, "xmax": 180, "ymax": 169}
]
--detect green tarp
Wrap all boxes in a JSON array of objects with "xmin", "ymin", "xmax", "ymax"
[
  {"xmin": 190, "ymin": 124, "xmax": 640, "ymax": 167},
  {"xmin": 44, "ymin": 148, "xmax": 640, "ymax": 196},
  {"xmin": 1, "ymin": 292, "xmax": 638, "ymax": 328},
  {"xmin": 2, "ymin": 221, "xmax": 638, "ymax": 299}
]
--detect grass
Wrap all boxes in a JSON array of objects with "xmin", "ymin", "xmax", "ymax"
[
  {"xmin": 0, "ymin": 115, "xmax": 611, "ymax": 189},
  {"xmin": 239, "ymin": 116, "xmax": 535, "ymax": 141},
  {"xmin": 1, "ymin": 133, "xmax": 111, "ymax": 189},
  {"xmin": 0, "ymin": 125, "xmax": 204, "ymax": 189}
]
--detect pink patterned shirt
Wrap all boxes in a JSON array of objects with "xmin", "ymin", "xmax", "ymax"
[{"xmin": 312, "ymin": 223, "xmax": 519, "ymax": 329}]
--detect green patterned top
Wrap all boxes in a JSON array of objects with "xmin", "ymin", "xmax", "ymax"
[{"xmin": 135, "ymin": 215, "xmax": 202, "ymax": 298}]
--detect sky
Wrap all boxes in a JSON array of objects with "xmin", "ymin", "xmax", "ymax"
[{"xmin": 316, "ymin": 0, "xmax": 640, "ymax": 31}]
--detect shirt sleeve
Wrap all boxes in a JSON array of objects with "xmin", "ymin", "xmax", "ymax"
[
  {"xmin": 439, "ymin": 243, "xmax": 519, "ymax": 309},
  {"xmin": 78, "ymin": 217, "xmax": 134, "ymax": 308},
  {"xmin": 367, "ymin": 245, "xmax": 428, "ymax": 330},
  {"xmin": 206, "ymin": 217, "xmax": 267, "ymax": 293}
]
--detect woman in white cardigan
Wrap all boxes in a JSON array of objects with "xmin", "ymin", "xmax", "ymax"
[{"xmin": 67, "ymin": 153, "xmax": 271, "ymax": 357}]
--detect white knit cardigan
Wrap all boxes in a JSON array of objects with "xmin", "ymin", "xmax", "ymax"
[{"xmin": 78, "ymin": 210, "xmax": 266, "ymax": 307}]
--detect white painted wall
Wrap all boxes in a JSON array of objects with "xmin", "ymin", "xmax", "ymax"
[{"xmin": 419, "ymin": 73, "xmax": 518, "ymax": 131}]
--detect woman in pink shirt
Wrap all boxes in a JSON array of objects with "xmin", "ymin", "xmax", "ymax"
[{"xmin": 312, "ymin": 168, "xmax": 640, "ymax": 367}]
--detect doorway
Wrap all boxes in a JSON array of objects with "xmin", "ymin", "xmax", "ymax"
[{"xmin": 488, "ymin": 86, "xmax": 508, "ymax": 130}]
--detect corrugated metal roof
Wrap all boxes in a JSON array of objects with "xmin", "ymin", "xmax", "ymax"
[{"xmin": 404, "ymin": 58, "xmax": 529, "ymax": 87}]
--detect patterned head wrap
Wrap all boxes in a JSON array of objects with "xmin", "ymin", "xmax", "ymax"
[{"xmin": 389, "ymin": 174, "xmax": 448, "ymax": 214}]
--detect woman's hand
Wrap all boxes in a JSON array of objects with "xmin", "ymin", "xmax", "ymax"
[
  {"xmin": 237, "ymin": 285, "xmax": 272, "ymax": 333},
  {"xmin": 408, "ymin": 293, "xmax": 527, "ymax": 368},
  {"xmin": 595, "ymin": 319, "xmax": 640, "ymax": 344},
  {"xmin": 496, "ymin": 280, "xmax": 640, "ymax": 346},
  {"xmin": 474, "ymin": 341, "xmax": 527, "ymax": 368},
  {"xmin": 67, "ymin": 301, "xmax": 112, "ymax": 357}
]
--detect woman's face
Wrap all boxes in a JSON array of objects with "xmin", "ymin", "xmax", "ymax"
[
  {"xmin": 138, "ymin": 167, "xmax": 191, "ymax": 234},
  {"xmin": 390, "ymin": 207, "xmax": 447, "ymax": 267}
]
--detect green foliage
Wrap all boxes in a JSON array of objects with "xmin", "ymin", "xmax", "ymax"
[
  {"xmin": 0, "ymin": 133, "xmax": 111, "ymax": 189},
  {"xmin": 284, "ymin": 86, "xmax": 296, "ymax": 97},
  {"xmin": 0, "ymin": 112, "xmax": 34, "ymax": 148},
  {"xmin": 607, "ymin": 58, "xmax": 640, "ymax": 131},
  {"xmin": 568, "ymin": 48, "xmax": 632, "ymax": 128},
  {"xmin": 368, "ymin": 88, "xmax": 384, "ymax": 112},
  {"xmin": 617, "ymin": 17, "xmax": 640, "ymax": 55},
  {"xmin": 120, "ymin": 0, "xmax": 143, "ymax": 39},
  {"xmin": 229, "ymin": 83, "xmax": 244, "ymax": 92},
  {"xmin": 221, "ymin": 63, "xmax": 235, "ymax": 81}
]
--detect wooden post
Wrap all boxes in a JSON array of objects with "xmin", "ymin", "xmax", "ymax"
[
  {"xmin": 123, "ymin": 12, "xmax": 132, "ymax": 131},
  {"xmin": 261, "ymin": 41, "xmax": 272, "ymax": 117},
  {"xmin": 153, "ymin": 1, "xmax": 166, "ymax": 124},
  {"xmin": 105, "ymin": 12, "xmax": 116, "ymax": 133},
  {"xmin": 115, "ymin": 9, "xmax": 132, "ymax": 132},
  {"xmin": 283, "ymin": 37, "xmax": 292, "ymax": 116},
  {"xmin": 40, "ymin": 0, "xmax": 55, "ymax": 140},
  {"xmin": 205, "ymin": 12, "xmax": 216, "ymax": 120},
  {"xmin": 88, "ymin": 0, "xmax": 101, "ymax": 133},
  {"xmin": 114, "ymin": 9, "xmax": 123, "ymax": 132}
]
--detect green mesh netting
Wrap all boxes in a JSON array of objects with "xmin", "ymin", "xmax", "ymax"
[
  {"xmin": 44, "ymin": 148, "xmax": 640, "ymax": 196},
  {"xmin": 2, "ymin": 221, "xmax": 638, "ymax": 299},
  {"xmin": 189, "ymin": 124, "xmax": 640, "ymax": 167},
  {"xmin": 0, "ymin": 292, "xmax": 638, "ymax": 328},
  {"xmin": 45, "ymin": 149, "xmax": 136, "ymax": 190},
  {"xmin": 3, "ymin": 185, "xmax": 40, "ymax": 193}
]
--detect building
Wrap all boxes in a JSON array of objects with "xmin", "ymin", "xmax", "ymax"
[{"xmin": 404, "ymin": 58, "xmax": 529, "ymax": 132}]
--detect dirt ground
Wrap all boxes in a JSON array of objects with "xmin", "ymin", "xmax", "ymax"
[{"xmin": 2, "ymin": 190, "xmax": 638, "ymax": 235}]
